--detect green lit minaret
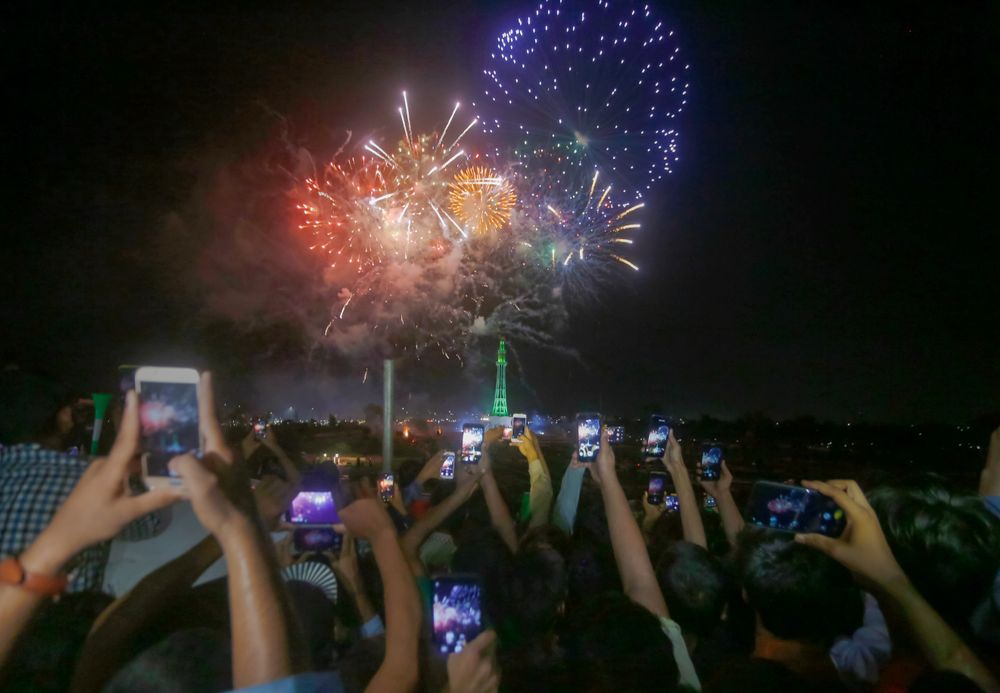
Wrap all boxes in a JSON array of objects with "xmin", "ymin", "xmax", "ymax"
[{"xmin": 490, "ymin": 337, "xmax": 509, "ymax": 417}]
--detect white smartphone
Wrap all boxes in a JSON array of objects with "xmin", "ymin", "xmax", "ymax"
[
  {"xmin": 135, "ymin": 367, "xmax": 200, "ymax": 489},
  {"xmin": 511, "ymin": 413, "xmax": 526, "ymax": 443}
]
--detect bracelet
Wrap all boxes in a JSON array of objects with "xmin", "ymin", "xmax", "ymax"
[{"xmin": 0, "ymin": 557, "xmax": 68, "ymax": 596}]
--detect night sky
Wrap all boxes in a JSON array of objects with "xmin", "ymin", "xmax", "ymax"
[{"xmin": 3, "ymin": 1, "xmax": 997, "ymax": 422}]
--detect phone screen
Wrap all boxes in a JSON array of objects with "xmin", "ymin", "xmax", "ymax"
[
  {"xmin": 665, "ymin": 493, "xmax": 679, "ymax": 512},
  {"xmin": 576, "ymin": 413, "xmax": 601, "ymax": 462},
  {"xmin": 704, "ymin": 495, "xmax": 718, "ymax": 511},
  {"xmin": 511, "ymin": 415, "xmax": 526, "ymax": 442},
  {"xmin": 286, "ymin": 491, "xmax": 341, "ymax": 525},
  {"xmin": 745, "ymin": 482, "xmax": 846, "ymax": 537},
  {"xmin": 644, "ymin": 415, "xmax": 670, "ymax": 459},
  {"xmin": 701, "ymin": 444, "xmax": 723, "ymax": 481},
  {"xmin": 253, "ymin": 417, "xmax": 268, "ymax": 440},
  {"xmin": 378, "ymin": 473, "xmax": 395, "ymax": 502},
  {"xmin": 461, "ymin": 425, "xmax": 485, "ymax": 464},
  {"xmin": 607, "ymin": 425, "xmax": 625, "ymax": 444},
  {"xmin": 139, "ymin": 381, "xmax": 200, "ymax": 477},
  {"xmin": 647, "ymin": 471, "xmax": 667, "ymax": 505},
  {"xmin": 293, "ymin": 528, "xmax": 342, "ymax": 553},
  {"xmin": 432, "ymin": 576, "xmax": 484, "ymax": 655},
  {"xmin": 440, "ymin": 452, "xmax": 456, "ymax": 479}
]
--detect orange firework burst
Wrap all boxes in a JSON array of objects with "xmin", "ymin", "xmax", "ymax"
[{"xmin": 447, "ymin": 166, "xmax": 517, "ymax": 234}]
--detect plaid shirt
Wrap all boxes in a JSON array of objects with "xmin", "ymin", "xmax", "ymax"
[{"xmin": 0, "ymin": 444, "xmax": 163, "ymax": 592}]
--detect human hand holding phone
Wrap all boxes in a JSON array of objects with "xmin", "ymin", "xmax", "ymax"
[
  {"xmin": 447, "ymin": 629, "xmax": 500, "ymax": 693},
  {"xmin": 663, "ymin": 429, "xmax": 687, "ymax": 476},
  {"xmin": 593, "ymin": 426, "xmax": 616, "ymax": 484},
  {"xmin": 511, "ymin": 426, "xmax": 542, "ymax": 463},
  {"xmin": 698, "ymin": 458, "xmax": 733, "ymax": 498}
]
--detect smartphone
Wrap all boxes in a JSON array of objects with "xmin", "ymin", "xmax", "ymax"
[
  {"xmin": 607, "ymin": 425, "xmax": 625, "ymax": 444},
  {"xmin": 293, "ymin": 527, "xmax": 343, "ymax": 554},
  {"xmin": 511, "ymin": 413, "xmax": 526, "ymax": 443},
  {"xmin": 440, "ymin": 452, "xmax": 456, "ymax": 480},
  {"xmin": 576, "ymin": 412, "xmax": 601, "ymax": 462},
  {"xmin": 136, "ymin": 367, "xmax": 200, "ymax": 489},
  {"xmin": 647, "ymin": 470, "xmax": 667, "ymax": 505},
  {"xmin": 745, "ymin": 481, "xmax": 847, "ymax": 537},
  {"xmin": 461, "ymin": 424, "xmax": 485, "ymax": 464},
  {"xmin": 432, "ymin": 574, "xmax": 484, "ymax": 655},
  {"xmin": 704, "ymin": 495, "xmax": 718, "ymax": 511},
  {"xmin": 665, "ymin": 493, "xmax": 680, "ymax": 512},
  {"xmin": 253, "ymin": 416, "xmax": 269, "ymax": 441},
  {"xmin": 701, "ymin": 444, "xmax": 723, "ymax": 481},
  {"xmin": 285, "ymin": 490, "xmax": 341, "ymax": 526},
  {"xmin": 378, "ymin": 472, "xmax": 395, "ymax": 502},
  {"xmin": 644, "ymin": 415, "xmax": 670, "ymax": 459}
]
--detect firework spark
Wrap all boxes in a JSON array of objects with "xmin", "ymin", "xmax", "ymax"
[{"xmin": 448, "ymin": 165, "xmax": 518, "ymax": 235}]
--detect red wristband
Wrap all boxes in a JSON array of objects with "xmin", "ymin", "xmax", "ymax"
[{"xmin": 0, "ymin": 557, "xmax": 68, "ymax": 596}]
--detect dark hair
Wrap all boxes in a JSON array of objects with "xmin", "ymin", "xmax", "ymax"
[
  {"xmin": 704, "ymin": 657, "xmax": 807, "ymax": 692},
  {"xmin": 285, "ymin": 580, "xmax": 336, "ymax": 669},
  {"xmin": 742, "ymin": 537, "xmax": 863, "ymax": 647},
  {"xmin": 565, "ymin": 538, "xmax": 621, "ymax": 611},
  {"xmin": 509, "ymin": 542, "xmax": 567, "ymax": 640},
  {"xmin": 0, "ymin": 591, "xmax": 113, "ymax": 692},
  {"xmin": 655, "ymin": 541, "xmax": 730, "ymax": 639},
  {"xmin": 452, "ymin": 526, "xmax": 514, "ymax": 630},
  {"xmin": 0, "ymin": 367, "xmax": 74, "ymax": 445},
  {"xmin": 563, "ymin": 591, "xmax": 679, "ymax": 693},
  {"xmin": 337, "ymin": 636, "xmax": 386, "ymax": 693},
  {"xmin": 102, "ymin": 628, "xmax": 232, "ymax": 693},
  {"xmin": 574, "ymin": 487, "xmax": 611, "ymax": 546},
  {"xmin": 909, "ymin": 669, "xmax": 983, "ymax": 693},
  {"xmin": 869, "ymin": 484, "xmax": 1000, "ymax": 631}
]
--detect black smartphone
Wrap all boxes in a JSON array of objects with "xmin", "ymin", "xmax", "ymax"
[
  {"xmin": 647, "ymin": 470, "xmax": 667, "ymax": 505},
  {"xmin": 607, "ymin": 425, "xmax": 625, "ymax": 444},
  {"xmin": 293, "ymin": 527, "xmax": 343, "ymax": 554},
  {"xmin": 511, "ymin": 414, "xmax": 526, "ymax": 443},
  {"xmin": 745, "ymin": 481, "xmax": 847, "ymax": 537},
  {"xmin": 432, "ymin": 574, "xmax": 484, "ymax": 655},
  {"xmin": 378, "ymin": 472, "xmax": 395, "ymax": 502},
  {"xmin": 576, "ymin": 412, "xmax": 601, "ymax": 462},
  {"xmin": 665, "ymin": 493, "xmax": 679, "ymax": 512},
  {"xmin": 644, "ymin": 415, "xmax": 670, "ymax": 459},
  {"xmin": 285, "ymin": 491, "xmax": 341, "ymax": 526},
  {"xmin": 704, "ymin": 495, "xmax": 718, "ymax": 511},
  {"xmin": 440, "ymin": 452, "xmax": 456, "ymax": 479},
  {"xmin": 461, "ymin": 424, "xmax": 485, "ymax": 464},
  {"xmin": 700, "ymin": 444, "xmax": 723, "ymax": 481}
]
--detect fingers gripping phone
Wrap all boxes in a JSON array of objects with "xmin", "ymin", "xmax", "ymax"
[
  {"xmin": 136, "ymin": 367, "xmax": 200, "ymax": 489},
  {"xmin": 576, "ymin": 413, "xmax": 601, "ymax": 462},
  {"xmin": 745, "ymin": 481, "xmax": 847, "ymax": 537},
  {"xmin": 378, "ymin": 472, "xmax": 395, "ymax": 502},
  {"xmin": 285, "ymin": 490, "xmax": 341, "ymax": 526},
  {"xmin": 648, "ymin": 470, "xmax": 667, "ymax": 505},
  {"xmin": 511, "ymin": 414, "xmax": 526, "ymax": 443},
  {"xmin": 461, "ymin": 424, "xmax": 485, "ymax": 464},
  {"xmin": 701, "ymin": 444, "xmax": 723, "ymax": 481},
  {"xmin": 644, "ymin": 415, "xmax": 670, "ymax": 459},
  {"xmin": 432, "ymin": 574, "xmax": 484, "ymax": 655},
  {"xmin": 440, "ymin": 452, "xmax": 456, "ymax": 479}
]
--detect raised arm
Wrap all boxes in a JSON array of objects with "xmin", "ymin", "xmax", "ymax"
[
  {"xmin": 797, "ymin": 479, "xmax": 998, "ymax": 692},
  {"xmin": 400, "ymin": 466, "xmax": 479, "ymax": 575},
  {"xmin": 479, "ymin": 428, "xmax": 519, "ymax": 551},
  {"xmin": 512, "ymin": 428, "xmax": 553, "ymax": 528},
  {"xmin": 0, "ymin": 392, "xmax": 181, "ymax": 668},
  {"xmin": 698, "ymin": 459, "xmax": 743, "ymax": 547},
  {"xmin": 663, "ymin": 431, "xmax": 707, "ymax": 549},
  {"xmin": 552, "ymin": 454, "xmax": 586, "ymax": 535},
  {"xmin": 979, "ymin": 426, "xmax": 1000, "ymax": 500},
  {"xmin": 592, "ymin": 427, "xmax": 669, "ymax": 618}
]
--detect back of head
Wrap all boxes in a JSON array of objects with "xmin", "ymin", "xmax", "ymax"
[
  {"xmin": 103, "ymin": 627, "xmax": 231, "ymax": 693},
  {"xmin": 0, "ymin": 366, "xmax": 71, "ymax": 445},
  {"xmin": 508, "ymin": 542, "xmax": 567, "ymax": 641},
  {"xmin": 705, "ymin": 657, "xmax": 813, "ymax": 693},
  {"xmin": 656, "ymin": 541, "xmax": 730, "ymax": 639},
  {"xmin": 742, "ymin": 537, "xmax": 863, "ymax": 647},
  {"xmin": 869, "ymin": 483, "xmax": 1000, "ymax": 631},
  {"xmin": 452, "ymin": 526, "xmax": 514, "ymax": 629},
  {"xmin": 563, "ymin": 592, "xmax": 678, "ymax": 693},
  {"xmin": 566, "ymin": 537, "xmax": 620, "ymax": 610}
]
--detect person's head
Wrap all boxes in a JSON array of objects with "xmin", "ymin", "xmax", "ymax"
[
  {"xmin": 869, "ymin": 483, "xmax": 1000, "ymax": 632},
  {"xmin": 0, "ymin": 366, "xmax": 76, "ymax": 447},
  {"xmin": 0, "ymin": 591, "xmax": 113, "ymax": 692},
  {"xmin": 655, "ymin": 541, "xmax": 730, "ymax": 640},
  {"xmin": 452, "ymin": 526, "xmax": 514, "ymax": 629},
  {"xmin": 574, "ymin": 487, "xmax": 611, "ymax": 546},
  {"xmin": 742, "ymin": 537, "xmax": 863, "ymax": 648},
  {"xmin": 338, "ymin": 635, "xmax": 386, "ymax": 692},
  {"xmin": 102, "ymin": 628, "xmax": 232, "ymax": 693},
  {"xmin": 508, "ymin": 538, "xmax": 568, "ymax": 641},
  {"xmin": 565, "ymin": 538, "xmax": 620, "ymax": 610},
  {"xmin": 285, "ymin": 580, "xmax": 336, "ymax": 668},
  {"xmin": 563, "ymin": 591, "xmax": 678, "ymax": 693},
  {"xmin": 704, "ymin": 657, "xmax": 807, "ymax": 692}
]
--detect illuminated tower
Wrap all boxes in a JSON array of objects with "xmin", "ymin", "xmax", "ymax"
[{"xmin": 490, "ymin": 338, "xmax": 509, "ymax": 417}]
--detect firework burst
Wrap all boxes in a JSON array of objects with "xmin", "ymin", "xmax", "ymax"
[{"xmin": 448, "ymin": 165, "xmax": 518, "ymax": 235}]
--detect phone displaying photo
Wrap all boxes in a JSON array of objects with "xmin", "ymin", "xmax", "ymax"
[
  {"xmin": 511, "ymin": 414, "xmax": 526, "ymax": 443},
  {"xmin": 136, "ymin": 367, "xmax": 200, "ymax": 487},
  {"xmin": 440, "ymin": 452, "xmax": 456, "ymax": 480},
  {"xmin": 644, "ymin": 415, "xmax": 670, "ymax": 459},
  {"xmin": 647, "ymin": 470, "xmax": 667, "ymax": 505},
  {"xmin": 461, "ymin": 424, "xmax": 485, "ymax": 464},
  {"xmin": 704, "ymin": 495, "xmax": 718, "ymax": 511},
  {"xmin": 665, "ymin": 493, "xmax": 680, "ymax": 512},
  {"xmin": 286, "ymin": 491, "xmax": 341, "ymax": 526},
  {"xmin": 576, "ymin": 413, "xmax": 601, "ymax": 462},
  {"xmin": 253, "ymin": 416, "xmax": 269, "ymax": 441},
  {"xmin": 378, "ymin": 473, "xmax": 395, "ymax": 502},
  {"xmin": 293, "ymin": 527, "xmax": 343, "ymax": 554},
  {"xmin": 701, "ymin": 444, "xmax": 723, "ymax": 481},
  {"xmin": 607, "ymin": 425, "xmax": 625, "ymax": 444},
  {"xmin": 432, "ymin": 575, "xmax": 484, "ymax": 655},
  {"xmin": 745, "ymin": 481, "xmax": 846, "ymax": 537}
]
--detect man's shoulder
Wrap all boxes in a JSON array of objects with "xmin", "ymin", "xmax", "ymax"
[{"xmin": 1, "ymin": 444, "xmax": 89, "ymax": 476}]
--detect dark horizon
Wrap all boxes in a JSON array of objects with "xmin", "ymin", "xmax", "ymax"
[{"xmin": 3, "ymin": 1, "xmax": 998, "ymax": 425}]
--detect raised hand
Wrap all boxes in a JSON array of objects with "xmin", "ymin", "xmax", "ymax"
[
  {"xmin": 447, "ymin": 630, "xmax": 500, "ymax": 693},
  {"xmin": 698, "ymin": 459, "xmax": 733, "ymax": 498},
  {"xmin": 512, "ymin": 426, "xmax": 542, "ymax": 463},
  {"xmin": 337, "ymin": 497, "xmax": 396, "ymax": 543},
  {"xmin": 594, "ymin": 426, "xmax": 616, "ymax": 481},
  {"xmin": 663, "ymin": 429, "xmax": 686, "ymax": 476}
]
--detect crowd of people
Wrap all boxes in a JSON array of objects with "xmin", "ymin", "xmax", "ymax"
[{"xmin": 0, "ymin": 367, "xmax": 998, "ymax": 692}]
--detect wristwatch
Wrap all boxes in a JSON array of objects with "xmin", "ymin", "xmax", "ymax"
[{"xmin": 0, "ymin": 557, "xmax": 68, "ymax": 596}]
